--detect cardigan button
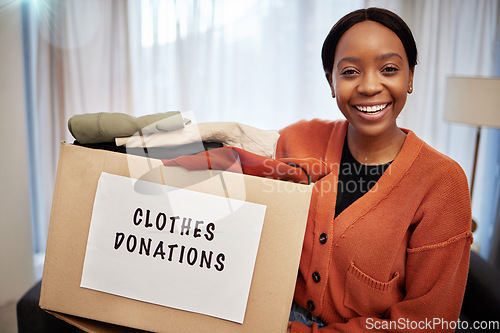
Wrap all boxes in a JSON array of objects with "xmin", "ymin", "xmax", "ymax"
[
  {"xmin": 312, "ymin": 272, "xmax": 321, "ymax": 283},
  {"xmin": 319, "ymin": 233, "xmax": 327, "ymax": 244},
  {"xmin": 307, "ymin": 300, "xmax": 315, "ymax": 312}
]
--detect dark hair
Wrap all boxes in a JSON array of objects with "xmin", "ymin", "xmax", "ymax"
[{"xmin": 321, "ymin": 7, "xmax": 417, "ymax": 74}]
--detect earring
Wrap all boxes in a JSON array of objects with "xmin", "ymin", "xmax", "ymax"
[{"xmin": 408, "ymin": 86, "xmax": 413, "ymax": 94}]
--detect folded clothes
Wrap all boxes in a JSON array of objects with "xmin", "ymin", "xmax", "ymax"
[
  {"xmin": 68, "ymin": 111, "xmax": 188, "ymax": 144},
  {"xmin": 116, "ymin": 122, "xmax": 280, "ymax": 158},
  {"xmin": 162, "ymin": 147, "xmax": 333, "ymax": 184}
]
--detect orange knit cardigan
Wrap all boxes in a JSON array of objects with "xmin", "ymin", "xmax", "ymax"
[{"xmin": 276, "ymin": 119, "xmax": 473, "ymax": 333}]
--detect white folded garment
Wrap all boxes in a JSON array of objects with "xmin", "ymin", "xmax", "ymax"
[{"xmin": 115, "ymin": 122, "xmax": 280, "ymax": 158}]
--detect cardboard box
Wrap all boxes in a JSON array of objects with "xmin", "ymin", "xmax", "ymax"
[{"xmin": 40, "ymin": 143, "xmax": 313, "ymax": 332}]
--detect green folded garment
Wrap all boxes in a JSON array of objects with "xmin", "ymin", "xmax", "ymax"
[{"xmin": 68, "ymin": 112, "xmax": 187, "ymax": 144}]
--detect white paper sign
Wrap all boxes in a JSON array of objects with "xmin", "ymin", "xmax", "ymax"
[{"xmin": 81, "ymin": 172, "xmax": 267, "ymax": 324}]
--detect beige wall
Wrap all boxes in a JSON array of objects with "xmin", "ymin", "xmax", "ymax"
[{"xmin": 0, "ymin": 2, "xmax": 36, "ymax": 305}]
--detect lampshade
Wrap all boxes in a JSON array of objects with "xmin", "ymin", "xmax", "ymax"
[{"xmin": 444, "ymin": 76, "xmax": 500, "ymax": 128}]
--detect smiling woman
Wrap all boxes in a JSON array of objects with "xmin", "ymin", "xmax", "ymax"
[
  {"xmin": 14, "ymin": 0, "xmax": 498, "ymax": 330},
  {"xmin": 328, "ymin": 20, "xmax": 412, "ymax": 164},
  {"xmin": 279, "ymin": 7, "xmax": 473, "ymax": 333}
]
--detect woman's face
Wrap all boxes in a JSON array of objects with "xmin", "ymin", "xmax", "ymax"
[{"xmin": 328, "ymin": 20, "xmax": 414, "ymax": 138}]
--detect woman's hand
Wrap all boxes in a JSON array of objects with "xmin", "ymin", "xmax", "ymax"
[{"xmin": 286, "ymin": 321, "xmax": 292, "ymax": 333}]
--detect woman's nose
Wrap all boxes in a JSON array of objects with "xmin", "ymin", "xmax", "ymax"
[{"xmin": 357, "ymin": 72, "xmax": 383, "ymax": 96}]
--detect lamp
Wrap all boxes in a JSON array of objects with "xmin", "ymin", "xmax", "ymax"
[{"xmin": 444, "ymin": 76, "xmax": 500, "ymax": 232}]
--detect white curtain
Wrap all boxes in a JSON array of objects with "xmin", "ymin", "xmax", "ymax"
[
  {"xmin": 126, "ymin": 0, "xmax": 363, "ymax": 129},
  {"xmin": 25, "ymin": 0, "xmax": 499, "ymax": 260},
  {"xmin": 24, "ymin": 0, "xmax": 132, "ymax": 253}
]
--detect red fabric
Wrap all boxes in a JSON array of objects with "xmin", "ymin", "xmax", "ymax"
[{"xmin": 162, "ymin": 146, "xmax": 333, "ymax": 184}]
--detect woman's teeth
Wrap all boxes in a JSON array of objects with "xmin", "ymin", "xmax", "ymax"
[{"xmin": 355, "ymin": 103, "xmax": 389, "ymax": 113}]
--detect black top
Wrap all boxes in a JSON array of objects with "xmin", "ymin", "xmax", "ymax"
[{"xmin": 335, "ymin": 138, "xmax": 392, "ymax": 218}]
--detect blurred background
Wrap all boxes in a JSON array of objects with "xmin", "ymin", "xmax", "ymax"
[{"xmin": 1, "ymin": 0, "xmax": 499, "ymax": 331}]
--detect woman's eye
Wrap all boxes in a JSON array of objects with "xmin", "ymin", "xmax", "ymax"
[
  {"xmin": 382, "ymin": 66, "xmax": 399, "ymax": 73},
  {"xmin": 341, "ymin": 69, "xmax": 357, "ymax": 76}
]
